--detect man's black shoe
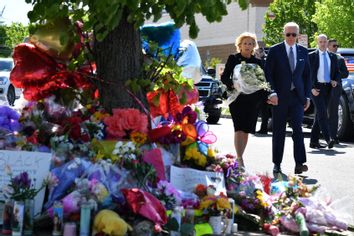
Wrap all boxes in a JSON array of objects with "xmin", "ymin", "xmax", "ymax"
[
  {"xmin": 309, "ymin": 142, "xmax": 326, "ymax": 149},
  {"xmin": 327, "ymin": 139, "xmax": 335, "ymax": 149},
  {"xmin": 295, "ymin": 164, "xmax": 308, "ymax": 174},
  {"xmin": 334, "ymin": 138, "xmax": 340, "ymax": 144},
  {"xmin": 273, "ymin": 165, "xmax": 282, "ymax": 174},
  {"xmin": 256, "ymin": 129, "xmax": 268, "ymax": 135}
]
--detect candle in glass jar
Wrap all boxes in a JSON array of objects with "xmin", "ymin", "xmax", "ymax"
[{"xmin": 63, "ymin": 222, "xmax": 76, "ymax": 236}]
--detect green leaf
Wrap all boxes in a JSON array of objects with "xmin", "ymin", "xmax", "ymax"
[{"xmin": 180, "ymin": 223, "xmax": 195, "ymax": 236}]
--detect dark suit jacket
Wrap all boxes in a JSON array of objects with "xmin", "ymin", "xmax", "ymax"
[
  {"xmin": 309, "ymin": 50, "xmax": 340, "ymax": 89},
  {"xmin": 265, "ymin": 42, "xmax": 311, "ymax": 105},
  {"xmin": 337, "ymin": 54, "xmax": 349, "ymax": 79}
]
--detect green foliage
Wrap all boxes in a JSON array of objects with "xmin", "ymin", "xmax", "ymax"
[
  {"xmin": 312, "ymin": 0, "xmax": 354, "ymax": 48},
  {"xmin": 26, "ymin": 0, "xmax": 248, "ymax": 42},
  {"xmin": 205, "ymin": 57, "xmax": 222, "ymax": 69},
  {"xmin": 0, "ymin": 23, "xmax": 29, "ymax": 56},
  {"xmin": 263, "ymin": 0, "xmax": 317, "ymax": 47}
]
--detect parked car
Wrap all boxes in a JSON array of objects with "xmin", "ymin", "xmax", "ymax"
[
  {"xmin": 0, "ymin": 58, "xmax": 21, "ymax": 106},
  {"xmin": 195, "ymin": 67, "xmax": 224, "ymax": 124}
]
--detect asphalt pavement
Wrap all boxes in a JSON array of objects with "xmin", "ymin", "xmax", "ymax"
[{"xmin": 209, "ymin": 118, "xmax": 354, "ymax": 227}]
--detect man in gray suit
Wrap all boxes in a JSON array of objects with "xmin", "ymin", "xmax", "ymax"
[{"xmin": 327, "ymin": 39, "xmax": 349, "ymax": 144}]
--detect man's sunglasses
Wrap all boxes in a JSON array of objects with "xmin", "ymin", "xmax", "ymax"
[
  {"xmin": 285, "ymin": 33, "xmax": 297, "ymax": 37},
  {"xmin": 332, "ymin": 45, "xmax": 339, "ymax": 48}
]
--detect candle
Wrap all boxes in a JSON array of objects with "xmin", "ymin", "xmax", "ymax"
[
  {"xmin": 63, "ymin": 223, "xmax": 76, "ymax": 236},
  {"xmin": 232, "ymin": 223, "xmax": 238, "ymax": 233},
  {"xmin": 52, "ymin": 201, "xmax": 64, "ymax": 236},
  {"xmin": 79, "ymin": 202, "xmax": 91, "ymax": 236}
]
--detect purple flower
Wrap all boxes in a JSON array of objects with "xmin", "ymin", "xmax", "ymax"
[
  {"xmin": 12, "ymin": 172, "xmax": 31, "ymax": 188},
  {"xmin": 0, "ymin": 106, "xmax": 21, "ymax": 132}
]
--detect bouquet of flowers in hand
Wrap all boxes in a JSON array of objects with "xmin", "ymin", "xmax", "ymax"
[{"xmin": 226, "ymin": 61, "xmax": 271, "ymax": 105}]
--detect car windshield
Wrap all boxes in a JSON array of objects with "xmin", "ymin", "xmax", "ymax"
[{"xmin": 0, "ymin": 60, "xmax": 13, "ymax": 72}]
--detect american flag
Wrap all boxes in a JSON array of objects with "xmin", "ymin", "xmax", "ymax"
[
  {"xmin": 345, "ymin": 58, "xmax": 354, "ymax": 72},
  {"xmin": 346, "ymin": 62, "xmax": 354, "ymax": 72}
]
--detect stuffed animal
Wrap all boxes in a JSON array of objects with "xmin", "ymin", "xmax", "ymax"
[{"xmin": 92, "ymin": 209, "xmax": 132, "ymax": 236}]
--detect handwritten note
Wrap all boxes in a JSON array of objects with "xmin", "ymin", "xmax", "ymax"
[
  {"xmin": 0, "ymin": 150, "xmax": 51, "ymax": 217},
  {"xmin": 170, "ymin": 166, "xmax": 226, "ymax": 194}
]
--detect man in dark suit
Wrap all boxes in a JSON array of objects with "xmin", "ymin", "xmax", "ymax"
[
  {"xmin": 265, "ymin": 22, "xmax": 312, "ymax": 175},
  {"xmin": 309, "ymin": 34, "xmax": 339, "ymax": 149},
  {"xmin": 327, "ymin": 39, "xmax": 349, "ymax": 144}
]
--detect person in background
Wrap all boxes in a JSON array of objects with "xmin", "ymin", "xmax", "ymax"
[
  {"xmin": 327, "ymin": 39, "xmax": 349, "ymax": 144},
  {"xmin": 309, "ymin": 34, "xmax": 340, "ymax": 149},
  {"xmin": 221, "ymin": 32, "xmax": 267, "ymax": 168},
  {"xmin": 255, "ymin": 47, "xmax": 271, "ymax": 134},
  {"xmin": 265, "ymin": 22, "xmax": 312, "ymax": 175}
]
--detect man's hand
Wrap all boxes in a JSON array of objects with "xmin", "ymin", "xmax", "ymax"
[
  {"xmin": 267, "ymin": 95, "xmax": 278, "ymax": 106},
  {"xmin": 331, "ymin": 80, "xmax": 338, "ymax": 88},
  {"xmin": 311, "ymin": 88, "xmax": 320, "ymax": 96},
  {"xmin": 304, "ymin": 99, "xmax": 310, "ymax": 111}
]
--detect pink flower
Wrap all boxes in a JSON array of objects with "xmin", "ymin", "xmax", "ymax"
[{"xmin": 104, "ymin": 108, "xmax": 148, "ymax": 139}]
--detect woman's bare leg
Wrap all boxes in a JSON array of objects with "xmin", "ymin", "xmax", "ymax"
[{"xmin": 234, "ymin": 131, "xmax": 249, "ymax": 167}]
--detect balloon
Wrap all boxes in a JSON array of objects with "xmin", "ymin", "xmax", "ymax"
[{"xmin": 30, "ymin": 18, "xmax": 76, "ymax": 61}]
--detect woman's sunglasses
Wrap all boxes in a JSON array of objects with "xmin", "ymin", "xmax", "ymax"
[{"xmin": 285, "ymin": 33, "xmax": 297, "ymax": 37}]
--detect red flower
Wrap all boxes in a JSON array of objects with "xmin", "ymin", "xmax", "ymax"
[{"xmin": 104, "ymin": 108, "xmax": 148, "ymax": 139}]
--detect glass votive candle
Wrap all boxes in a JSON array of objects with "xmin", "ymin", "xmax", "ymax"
[{"xmin": 63, "ymin": 222, "xmax": 76, "ymax": 236}]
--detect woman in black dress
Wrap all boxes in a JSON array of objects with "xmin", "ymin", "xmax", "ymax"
[{"xmin": 221, "ymin": 32, "xmax": 267, "ymax": 168}]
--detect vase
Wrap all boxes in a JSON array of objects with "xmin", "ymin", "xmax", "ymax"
[
  {"xmin": 11, "ymin": 201, "xmax": 24, "ymax": 236},
  {"xmin": 2, "ymin": 199, "xmax": 13, "ymax": 235},
  {"xmin": 23, "ymin": 199, "xmax": 35, "ymax": 236},
  {"xmin": 208, "ymin": 215, "xmax": 222, "ymax": 235}
]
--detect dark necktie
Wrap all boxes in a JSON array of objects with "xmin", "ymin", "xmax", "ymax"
[{"xmin": 289, "ymin": 46, "xmax": 295, "ymax": 72}]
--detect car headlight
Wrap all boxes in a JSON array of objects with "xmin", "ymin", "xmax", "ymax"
[{"xmin": 0, "ymin": 77, "xmax": 8, "ymax": 85}]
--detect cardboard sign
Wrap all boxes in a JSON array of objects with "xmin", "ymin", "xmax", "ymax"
[
  {"xmin": 0, "ymin": 150, "xmax": 52, "ymax": 219},
  {"xmin": 170, "ymin": 166, "xmax": 226, "ymax": 194}
]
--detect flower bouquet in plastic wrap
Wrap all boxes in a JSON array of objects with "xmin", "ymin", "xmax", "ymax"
[{"xmin": 225, "ymin": 61, "xmax": 270, "ymax": 105}]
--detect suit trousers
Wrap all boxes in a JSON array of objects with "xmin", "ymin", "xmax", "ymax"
[
  {"xmin": 272, "ymin": 90, "xmax": 306, "ymax": 166},
  {"xmin": 328, "ymin": 81, "xmax": 342, "ymax": 139},
  {"xmin": 310, "ymin": 83, "xmax": 333, "ymax": 143}
]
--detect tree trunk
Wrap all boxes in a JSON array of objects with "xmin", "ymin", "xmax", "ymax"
[{"xmin": 95, "ymin": 12, "xmax": 145, "ymax": 112}]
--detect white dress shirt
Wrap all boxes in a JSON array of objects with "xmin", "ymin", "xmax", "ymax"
[
  {"xmin": 284, "ymin": 41, "xmax": 297, "ymax": 69},
  {"xmin": 317, "ymin": 49, "xmax": 331, "ymax": 83}
]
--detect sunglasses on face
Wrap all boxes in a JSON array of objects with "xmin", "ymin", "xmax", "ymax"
[
  {"xmin": 285, "ymin": 33, "xmax": 297, "ymax": 37},
  {"xmin": 332, "ymin": 45, "xmax": 339, "ymax": 48}
]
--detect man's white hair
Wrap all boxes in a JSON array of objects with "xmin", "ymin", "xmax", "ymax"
[
  {"xmin": 317, "ymin": 34, "xmax": 328, "ymax": 40},
  {"xmin": 283, "ymin": 22, "xmax": 300, "ymax": 33}
]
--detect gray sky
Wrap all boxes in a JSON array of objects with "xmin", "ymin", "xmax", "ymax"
[{"xmin": 0, "ymin": 0, "xmax": 32, "ymax": 25}]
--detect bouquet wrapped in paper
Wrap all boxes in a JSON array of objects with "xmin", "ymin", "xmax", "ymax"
[{"xmin": 225, "ymin": 61, "xmax": 270, "ymax": 105}]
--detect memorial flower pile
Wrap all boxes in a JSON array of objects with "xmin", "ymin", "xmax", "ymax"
[{"xmin": 1, "ymin": 17, "xmax": 352, "ymax": 236}]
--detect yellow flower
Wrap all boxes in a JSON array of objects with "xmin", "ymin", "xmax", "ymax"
[
  {"xmin": 130, "ymin": 131, "xmax": 147, "ymax": 145},
  {"xmin": 207, "ymin": 147, "xmax": 216, "ymax": 157},
  {"xmin": 199, "ymin": 196, "xmax": 217, "ymax": 210},
  {"xmin": 216, "ymin": 196, "xmax": 231, "ymax": 210},
  {"xmin": 92, "ymin": 111, "xmax": 109, "ymax": 122}
]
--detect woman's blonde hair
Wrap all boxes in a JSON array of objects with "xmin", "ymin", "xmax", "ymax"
[{"xmin": 235, "ymin": 32, "xmax": 258, "ymax": 54}]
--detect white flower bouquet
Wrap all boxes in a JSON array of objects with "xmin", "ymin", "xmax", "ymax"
[{"xmin": 225, "ymin": 61, "xmax": 270, "ymax": 105}]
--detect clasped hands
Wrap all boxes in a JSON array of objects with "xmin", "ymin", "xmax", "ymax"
[{"xmin": 312, "ymin": 80, "xmax": 337, "ymax": 97}]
